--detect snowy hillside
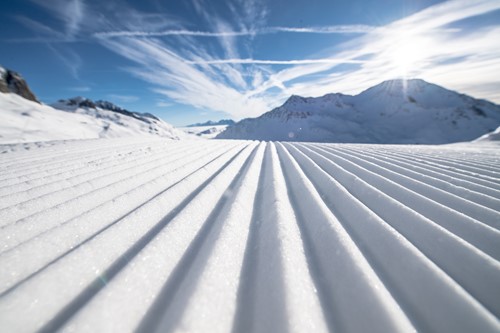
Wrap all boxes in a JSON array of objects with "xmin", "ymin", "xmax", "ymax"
[
  {"xmin": 179, "ymin": 124, "xmax": 230, "ymax": 139},
  {"xmin": 0, "ymin": 93, "xmax": 184, "ymax": 144},
  {"xmin": 186, "ymin": 119, "xmax": 235, "ymax": 127},
  {"xmin": 218, "ymin": 79, "xmax": 500, "ymax": 144},
  {"xmin": 0, "ymin": 138, "xmax": 499, "ymax": 332}
]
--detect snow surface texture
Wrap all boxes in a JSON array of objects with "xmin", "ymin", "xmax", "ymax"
[
  {"xmin": 0, "ymin": 138, "xmax": 499, "ymax": 332},
  {"xmin": 0, "ymin": 93, "xmax": 185, "ymax": 144},
  {"xmin": 218, "ymin": 79, "xmax": 500, "ymax": 144}
]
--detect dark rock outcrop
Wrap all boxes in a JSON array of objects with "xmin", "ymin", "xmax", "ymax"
[{"xmin": 0, "ymin": 67, "xmax": 39, "ymax": 103}]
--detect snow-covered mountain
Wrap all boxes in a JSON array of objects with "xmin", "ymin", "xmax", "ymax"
[
  {"xmin": 217, "ymin": 79, "xmax": 500, "ymax": 144},
  {"xmin": 0, "ymin": 66, "xmax": 185, "ymax": 144},
  {"xmin": 186, "ymin": 119, "xmax": 235, "ymax": 127},
  {"xmin": 0, "ymin": 93, "xmax": 185, "ymax": 144}
]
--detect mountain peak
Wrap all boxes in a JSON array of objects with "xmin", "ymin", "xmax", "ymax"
[
  {"xmin": 284, "ymin": 95, "xmax": 308, "ymax": 105},
  {"xmin": 358, "ymin": 78, "xmax": 431, "ymax": 95}
]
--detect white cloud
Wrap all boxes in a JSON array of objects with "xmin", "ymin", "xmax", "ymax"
[
  {"xmin": 30, "ymin": 0, "xmax": 85, "ymax": 39},
  {"xmin": 269, "ymin": 25, "xmax": 375, "ymax": 34},
  {"xmin": 184, "ymin": 58, "xmax": 365, "ymax": 65},
  {"xmin": 108, "ymin": 94, "xmax": 139, "ymax": 103},
  {"xmin": 93, "ymin": 25, "xmax": 375, "ymax": 39},
  {"xmin": 156, "ymin": 100, "xmax": 173, "ymax": 108},
  {"xmin": 100, "ymin": 37, "xmax": 272, "ymax": 119}
]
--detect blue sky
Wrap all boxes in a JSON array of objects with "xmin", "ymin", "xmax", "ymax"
[{"xmin": 1, "ymin": 0, "xmax": 499, "ymax": 126}]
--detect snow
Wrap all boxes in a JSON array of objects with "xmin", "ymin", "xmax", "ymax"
[
  {"xmin": 0, "ymin": 138, "xmax": 499, "ymax": 332},
  {"xmin": 474, "ymin": 126, "xmax": 500, "ymax": 142},
  {"xmin": 0, "ymin": 92, "xmax": 185, "ymax": 144},
  {"xmin": 218, "ymin": 79, "xmax": 500, "ymax": 144},
  {"xmin": 179, "ymin": 125, "xmax": 229, "ymax": 139}
]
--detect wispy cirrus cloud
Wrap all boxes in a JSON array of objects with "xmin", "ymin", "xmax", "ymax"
[
  {"xmin": 30, "ymin": 0, "xmax": 85, "ymax": 39},
  {"xmin": 93, "ymin": 25, "xmax": 375, "ymax": 38},
  {"xmin": 46, "ymin": 43, "xmax": 83, "ymax": 79},
  {"xmin": 184, "ymin": 58, "xmax": 366, "ymax": 65},
  {"xmin": 101, "ymin": 37, "xmax": 271, "ymax": 118}
]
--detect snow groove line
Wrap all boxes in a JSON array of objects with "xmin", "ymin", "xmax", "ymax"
[
  {"xmin": 0, "ymin": 141, "xmax": 202, "ymax": 206},
  {"xmin": 34, "ymin": 143, "xmax": 255, "ymax": 333},
  {"xmin": 0, "ymin": 142, "xmax": 164, "ymax": 188},
  {"xmin": 343, "ymin": 145, "xmax": 500, "ymax": 202},
  {"xmin": 360, "ymin": 146, "xmax": 500, "ymax": 195},
  {"xmin": 368, "ymin": 147, "xmax": 500, "ymax": 185},
  {"xmin": 0, "ymin": 142, "xmax": 231, "ymax": 226},
  {"xmin": 55, "ymin": 143, "xmax": 266, "ymax": 333},
  {"xmin": 0, "ymin": 142, "xmax": 249, "ymax": 296},
  {"xmin": 0, "ymin": 138, "xmax": 169, "ymax": 169},
  {"xmin": 0, "ymin": 139, "xmax": 140, "ymax": 169},
  {"xmin": 288, "ymin": 143, "xmax": 500, "ymax": 318},
  {"xmin": 0, "ymin": 140, "xmax": 157, "ymax": 180},
  {"xmin": 276, "ymin": 143, "xmax": 414, "ymax": 333},
  {"xmin": 0, "ymin": 142, "xmax": 239, "ymax": 256},
  {"xmin": 231, "ymin": 143, "xmax": 290, "ymax": 333},
  {"xmin": 309, "ymin": 144, "xmax": 500, "ymax": 231},
  {"xmin": 0, "ymin": 140, "xmax": 200, "ymax": 194},
  {"xmin": 366, "ymin": 145, "xmax": 500, "ymax": 171},
  {"xmin": 390, "ymin": 148, "xmax": 500, "ymax": 175},
  {"xmin": 0, "ymin": 143, "xmax": 163, "ymax": 196},
  {"xmin": 303, "ymin": 144, "xmax": 500, "ymax": 259},
  {"xmin": 285, "ymin": 143, "xmax": 500, "ymax": 332},
  {"xmin": 0, "ymin": 141, "xmax": 200, "ymax": 206},
  {"xmin": 0, "ymin": 138, "xmax": 157, "ymax": 165},
  {"xmin": 135, "ymin": 143, "xmax": 262, "ymax": 333}
]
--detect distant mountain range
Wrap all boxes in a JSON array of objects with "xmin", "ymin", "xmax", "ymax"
[
  {"xmin": 218, "ymin": 79, "xmax": 500, "ymax": 144},
  {"xmin": 186, "ymin": 119, "xmax": 235, "ymax": 127},
  {"xmin": 0, "ymin": 65, "xmax": 184, "ymax": 143}
]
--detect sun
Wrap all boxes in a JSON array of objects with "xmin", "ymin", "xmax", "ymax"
[{"xmin": 388, "ymin": 34, "xmax": 429, "ymax": 79}]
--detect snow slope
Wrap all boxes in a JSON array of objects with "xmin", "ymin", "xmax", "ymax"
[
  {"xmin": 218, "ymin": 79, "xmax": 500, "ymax": 144},
  {"xmin": 475, "ymin": 126, "xmax": 500, "ymax": 143},
  {"xmin": 0, "ymin": 138, "xmax": 499, "ymax": 332},
  {"xmin": 179, "ymin": 125, "xmax": 230, "ymax": 139},
  {"xmin": 0, "ymin": 93, "xmax": 184, "ymax": 144}
]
